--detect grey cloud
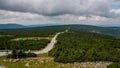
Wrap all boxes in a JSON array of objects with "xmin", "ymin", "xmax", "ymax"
[
  {"xmin": 0, "ymin": 9, "xmax": 120, "ymax": 25},
  {"xmin": 0, "ymin": 0, "xmax": 116, "ymax": 18},
  {"xmin": 110, "ymin": 0, "xmax": 120, "ymax": 7}
]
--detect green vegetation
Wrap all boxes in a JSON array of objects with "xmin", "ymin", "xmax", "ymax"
[
  {"xmin": 7, "ymin": 50, "xmax": 37, "ymax": 59},
  {"xmin": 11, "ymin": 39, "xmax": 50, "ymax": 50},
  {"xmin": 0, "ymin": 26, "xmax": 67, "ymax": 50},
  {"xmin": 0, "ymin": 54, "xmax": 111, "ymax": 68},
  {"xmin": 0, "ymin": 25, "xmax": 120, "ymax": 67},
  {"xmin": 69, "ymin": 25, "xmax": 120, "ymax": 38},
  {"xmin": 0, "ymin": 26, "xmax": 67, "ymax": 37},
  {"xmin": 0, "ymin": 38, "xmax": 50, "ymax": 50},
  {"xmin": 49, "ymin": 32, "xmax": 120, "ymax": 63},
  {"xmin": 107, "ymin": 62, "xmax": 120, "ymax": 68}
]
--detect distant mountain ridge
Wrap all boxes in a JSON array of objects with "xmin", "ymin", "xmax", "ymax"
[
  {"xmin": 68, "ymin": 24, "xmax": 120, "ymax": 38},
  {"xmin": 0, "ymin": 24, "xmax": 61, "ymax": 29},
  {"xmin": 0, "ymin": 24, "xmax": 26, "ymax": 29},
  {"xmin": 0, "ymin": 24, "xmax": 120, "ymax": 38}
]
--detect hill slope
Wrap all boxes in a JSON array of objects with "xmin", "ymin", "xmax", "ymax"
[
  {"xmin": 68, "ymin": 25, "xmax": 120, "ymax": 38},
  {"xmin": 49, "ymin": 31, "xmax": 120, "ymax": 63},
  {"xmin": 0, "ymin": 24, "xmax": 120, "ymax": 38}
]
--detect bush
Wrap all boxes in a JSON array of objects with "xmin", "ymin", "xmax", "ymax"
[
  {"xmin": 107, "ymin": 62, "xmax": 120, "ymax": 68},
  {"xmin": 25, "ymin": 53, "xmax": 37, "ymax": 57},
  {"xmin": 7, "ymin": 50, "xmax": 37, "ymax": 59}
]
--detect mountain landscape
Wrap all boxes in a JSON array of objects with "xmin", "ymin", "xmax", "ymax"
[
  {"xmin": 0, "ymin": 0, "xmax": 120, "ymax": 68},
  {"xmin": 0, "ymin": 24, "xmax": 120, "ymax": 68}
]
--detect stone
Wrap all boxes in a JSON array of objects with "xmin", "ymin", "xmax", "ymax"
[
  {"xmin": 13, "ymin": 59, "xmax": 19, "ymax": 62},
  {"xmin": 40, "ymin": 60, "xmax": 44, "ymax": 63},
  {"xmin": 25, "ymin": 63, "xmax": 30, "ymax": 67},
  {"xmin": 9, "ymin": 59, "xmax": 12, "ymax": 62},
  {"xmin": 0, "ymin": 65, "xmax": 6, "ymax": 68},
  {"xmin": 3, "ymin": 59, "xmax": 7, "ymax": 62}
]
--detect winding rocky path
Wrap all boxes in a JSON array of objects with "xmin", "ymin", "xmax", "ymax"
[{"xmin": 32, "ymin": 31, "xmax": 65, "ymax": 54}]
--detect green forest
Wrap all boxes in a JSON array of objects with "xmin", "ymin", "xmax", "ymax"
[
  {"xmin": 49, "ymin": 31, "xmax": 120, "ymax": 63},
  {"xmin": 0, "ymin": 35, "xmax": 50, "ymax": 50},
  {"xmin": 0, "ymin": 25, "xmax": 120, "ymax": 67},
  {"xmin": 0, "ymin": 26, "xmax": 67, "ymax": 50},
  {"xmin": 0, "ymin": 26, "xmax": 68, "ymax": 37}
]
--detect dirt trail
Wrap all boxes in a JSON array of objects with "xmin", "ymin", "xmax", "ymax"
[{"xmin": 32, "ymin": 31, "xmax": 66, "ymax": 54}]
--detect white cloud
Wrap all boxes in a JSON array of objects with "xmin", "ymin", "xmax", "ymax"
[
  {"xmin": 89, "ymin": 16, "xmax": 107, "ymax": 22},
  {"xmin": 78, "ymin": 16, "xmax": 87, "ymax": 21},
  {"xmin": 0, "ymin": 0, "xmax": 119, "ymax": 25},
  {"xmin": 111, "ymin": 9, "xmax": 120, "ymax": 14}
]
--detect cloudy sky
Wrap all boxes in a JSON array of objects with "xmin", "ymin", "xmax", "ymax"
[{"xmin": 0, "ymin": 0, "xmax": 120, "ymax": 26}]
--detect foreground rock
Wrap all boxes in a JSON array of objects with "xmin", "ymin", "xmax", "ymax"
[{"xmin": 0, "ymin": 65, "xmax": 6, "ymax": 68}]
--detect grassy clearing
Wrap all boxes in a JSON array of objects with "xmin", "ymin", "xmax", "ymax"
[
  {"xmin": 0, "ymin": 54, "xmax": 112, "ymax": 68},
  {"xmin": 117, "ymin": 48, "xmax": 120, "ymax": 51},
  {"xmin": 0, "ymin": 35, "xmax": 13, "ymax": 37},
  {"xmin": 11, "ymin": 37, "xmax": 52, "ymax": 41}
]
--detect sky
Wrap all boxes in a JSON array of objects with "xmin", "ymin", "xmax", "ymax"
[{"xmin": 0, "ymin": 0, "xmax": 120, "ymax": 26}]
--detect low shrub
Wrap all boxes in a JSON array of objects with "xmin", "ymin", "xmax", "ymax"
[
  {"xmin": 107, "ymin": 62, "xmax": 120, "ymax": 68},
  {"xmin": 7, "ymin": 50, "xmax": 37, "ymax": 59}
]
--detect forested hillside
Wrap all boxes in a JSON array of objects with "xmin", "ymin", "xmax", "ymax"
[
  {"xmin": 49, "ymin": 31, "xmax": 120, "ymax": 63},
  {"xmin": 0, "ymin": 25, "xmax": 68, "ymax": 37},
  {"xmin": 69, "ymin": 25, "xmax": 120, "ymax": 38},
  {"xmin": 1, "ymin": 24, "xmax": 120, "ymax": 38}
]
